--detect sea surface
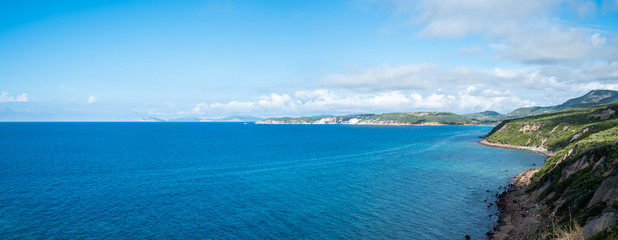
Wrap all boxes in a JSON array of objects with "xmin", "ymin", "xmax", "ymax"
[{"xmin": 0, "ymin": 123, "xmax": 547, "ymax": 239}]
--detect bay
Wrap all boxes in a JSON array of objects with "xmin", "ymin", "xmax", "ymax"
[{"xmin": 0, "ymin": 123, "xmax": 546, "ymax": 239}]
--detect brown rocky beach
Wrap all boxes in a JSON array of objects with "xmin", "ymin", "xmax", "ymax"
[
  {"xmin": 491, "ymin": 168, "xmax": 544, "ymax": 240},
  {"xmin": 477, "ymin": 140, "xmax": 553, "ymax": 239}
]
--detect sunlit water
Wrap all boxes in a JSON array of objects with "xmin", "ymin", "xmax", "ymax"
[{"xmin": 0, "ymin": 123, "xmax": 546, "ymax": 239}]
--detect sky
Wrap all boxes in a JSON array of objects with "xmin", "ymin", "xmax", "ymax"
[{"xmin": 1, "ymin": 0, "xmax": 618, "ymax": 121}]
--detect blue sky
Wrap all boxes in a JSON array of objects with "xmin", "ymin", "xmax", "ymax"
[{"xmin": 1, "ymin": 0, "xmax": 618, "ymax": 120}]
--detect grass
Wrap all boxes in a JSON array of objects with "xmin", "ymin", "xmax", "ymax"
[
  {"xmin": 484, "ymin": 102, "xmax": 618, "ymax": 238},
  {"xmin": 553, "ymin": 223, "xmax": 585, "ymax": 240}
]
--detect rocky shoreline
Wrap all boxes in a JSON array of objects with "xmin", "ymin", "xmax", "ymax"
[
  {"xmin": 490, "ymin": 168, "xmax": 546, "ymax": 240},
  {"xmin": 476, "ymin": 140, "xmax": 552, "ymax": 239}
]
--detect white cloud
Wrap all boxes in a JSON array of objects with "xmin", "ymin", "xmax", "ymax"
[
  {"xmin": 580, "ymin": 61, "xmax": 618, "ymax": 80},
  {"xmin": 458, "ymin": 45, "xmax": 485, "ymax": 55},
  {"xmin": 177, "ymin": 57, "xmax": 618, "ymax": 118},
  {"xmin": 184, "ymin": 86, "xmax": 546, "ymax": 117},
  {"xmin": 410, "ymin": 0, "xmax": 560, "ymax": 38},
  {"xmin": 192, "ymin": 93, "xmax": 297, "ymax": 115},
  {"xmin": 494, "ymin": 68, "xmax": 517, "ymax": 78},
  {"xmin": 375, "ymin": 0, "xmax": 618, "ymax": 64},
  {"xmin": 497, "ymin": 26, "xmax": 613, "ymax": 63},
  {"xmin": 0, "ymin": 91, "xmax": 28, "ymax": 102},
  {"xmin": 87, "ymin": 96, "xmax": 97, "ymax": 104},
  {"xmin": 574, "ymin": 82, "xmax": 618, "ymax": 91},
  {"xmin": 320, "ymin": 63, "xmax": 438, "ymax": 90}
]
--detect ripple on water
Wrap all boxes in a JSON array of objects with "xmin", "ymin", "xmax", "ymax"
[{"xmin": 0, "ymin": 123, "xmax": 547, "ymax": 239}]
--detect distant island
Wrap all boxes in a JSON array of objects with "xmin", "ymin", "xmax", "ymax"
[{"xmin": 256, "ymin": 90, "xmax": 618, "ymax": 126}]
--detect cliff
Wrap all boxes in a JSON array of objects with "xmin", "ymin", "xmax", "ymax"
[{"xmin": 484, "ymin": 102, "xmax": 618, "ymax": 239}]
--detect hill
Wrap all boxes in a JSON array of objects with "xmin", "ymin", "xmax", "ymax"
[
  {"xmin": 257, "ymin": 90, "xmax": 617, "ymax": 126},
  {"xmin": 482, "ymin": 102, "xmax": 618, "ymax": 239},
  {"xmin": 256, "ymin": 111, "xmax": 498, "ymax": 125},
  {"xmin": 505, "ymin": 90, "xmax": 618, "ymax": 119},
  {"xmin": 463, "ymin": 110, "xmax": 504, "ymax": 122}
]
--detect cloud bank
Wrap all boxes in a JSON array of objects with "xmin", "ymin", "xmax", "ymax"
[
  {"xmin": 0, "ymin": 91, "xmax": 28, "ymax": 102},
  {"xmin": 188, "ymin": 87, "xmax": 535, "ymax": 117}
]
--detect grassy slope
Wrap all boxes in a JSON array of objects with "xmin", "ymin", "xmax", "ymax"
[
  {"xmin": 486, "ymin": 103, "xmax": 618, "ymax": 151},
  {"xmin": 364, "ymin": 112, "xmax": 474, "ymax": 124},
  {"xmin": 505, "ymin": 90, "xmax": 618, "ymax": 119},
  {"xmin": 484, "ymin": 102, "xmax": 618, "ymax": 238}
]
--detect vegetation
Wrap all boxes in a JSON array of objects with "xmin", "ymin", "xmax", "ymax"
[
  {"xmin": 484, "ymin": 101, "xmax": 618, "ymax": 239},
  {"xmin": 259, "ymin": 90, "xmax": 618, "ymax": 126},
  {"xmin": 505, "ymin": 90, "xmax": 618, "ymax": 119},
  {"xmin": 259, "ymin": 111, "xmax": 496, "ymax": 125},
  {"xmin": 485, "ymin": 103, "xmax": 618, "ymax": 151}
]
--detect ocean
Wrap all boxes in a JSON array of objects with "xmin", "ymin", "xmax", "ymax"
[{"xmin": 0, "ymin": 123, "xmax": 546, "ymax": 239}]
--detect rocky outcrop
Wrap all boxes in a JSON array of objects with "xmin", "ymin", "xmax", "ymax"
[
  {"xmin": 583, "ymin": 211, "xmax": 617, "ymax": 238},
  {"xmin": 588, "ymin": 175, "xmax": 618, "ymax": 207}
]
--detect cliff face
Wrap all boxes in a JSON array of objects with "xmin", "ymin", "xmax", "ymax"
[{"xmin": 485, "ymin": 102, "xmax": 618, "ymax": 239}]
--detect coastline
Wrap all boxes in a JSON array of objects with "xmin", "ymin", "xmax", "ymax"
[
  {"xmin": 477, "ymin": 140, "xmax": 555, "ymax": 157},
  {"xmin": 476, "ymin": 140, "xmax": 550, "ymax": 239},
  {"xmin": 491, "ymin": 168, "xmax": 541, "ymax": 240}
]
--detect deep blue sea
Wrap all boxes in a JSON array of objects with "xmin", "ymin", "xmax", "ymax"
[{"xmin": 0, "ymin": 123, "xmax": 546, "ymax": 239}]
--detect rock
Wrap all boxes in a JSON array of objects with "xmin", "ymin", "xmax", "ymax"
[
  {"xmin": 587, "ymin": 175, "xmax": 618, "ymax": 208},
  {"xmin": 486, "ymin": 231, "xmax": 494, "ymax": 236},
  {"xmin": 583, "ymin": 211, "xmax": 617, "ymax": 238},
  {"xmin": 512, "ymin": 199, "xmax": 518, "ymax": 203},
  {"xmin": 465, "ymin": 235, "xmax": 471, "ymax": 239}
]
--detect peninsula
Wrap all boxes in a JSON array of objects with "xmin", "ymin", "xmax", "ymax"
[{"xmin": 256, "ymin": 90, "xmax": 618, "ymax": 127}]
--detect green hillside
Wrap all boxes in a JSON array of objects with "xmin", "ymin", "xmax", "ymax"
[
  {"xmin": 364, "ymin": 112, "xmax": 474, "ymax": 125},
  {"xmin": 505, "ymin": 90, "xmax": 618, "ymax": 119},
  {"xmin": 484, "ymin": 102, "xmax": 618, "ymax": 239},
  {"xmin": 258, "ymin": 111, "xmax": 500, "ymax": 125}
]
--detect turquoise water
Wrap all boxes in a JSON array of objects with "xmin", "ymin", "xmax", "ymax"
[{"xmin": 0, "ymin": 123, "xmax": 546, "ymax": 239}]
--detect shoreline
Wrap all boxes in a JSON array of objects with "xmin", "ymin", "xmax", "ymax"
[
  {"xmin": 476, "ymin": 140, "xmax": 551, "ymax": 239},
  {"xmin": 477, "ymin": 140, "xmax": 555, "ymax": 157},
  {"xmin": 491, "ymin": 168, "xmax": 540, "ymax": 240}
]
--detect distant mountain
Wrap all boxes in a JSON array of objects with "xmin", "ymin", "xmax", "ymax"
[
  {"xmin": 311, "ymin": 114, "xmax": 335, "ymax": 118},
  {"xmin": 553, "ymin": 89, "xmax": 618, "ymax": 110},
  {"xmin": 168, "ymin": 117, "xmax": 202, "ymax": 122},
  {"xmin": 257, "ymin": 112, "xmax": 498, "ymax": 125},
  {"xmin": 462, "ymin": 111, "xmax": 504, "ymax": 122},
  {"xmin": 220, "ymin": 115, "xmax": 263, "ymax": 122},
  {"xmin": 506, "ymin": 90, "xmax": 618, "ymax": 119},
  {"xmin": 504, "ymin": 106, "xmax": 554, "ymax": 119},
  {"xmin": 139, "ymin": 117, "xmax": 165, "ymax": 122}
]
